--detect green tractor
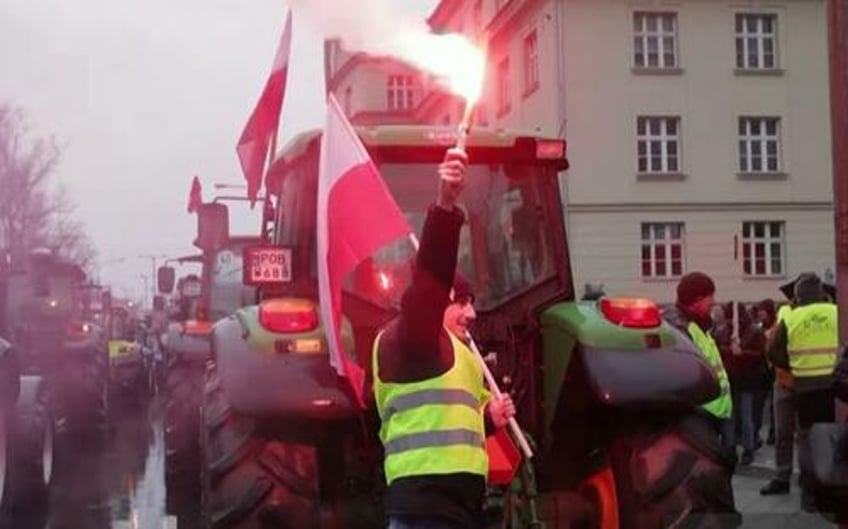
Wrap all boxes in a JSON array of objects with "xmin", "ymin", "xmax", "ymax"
[
  {"xmin": 198, "ymin": 126, "xmax": 738, "ymax": 528},
  {"xmin": 2, "ymin": 250, "xmax": 109, "ymax": 441},
  {"xmin": 157, "ymin": 199, "xmax": 262, "ymax": 524},
  {"xmin": 0, "ymin": 250, "xmax": 65, "ymax": 520}
]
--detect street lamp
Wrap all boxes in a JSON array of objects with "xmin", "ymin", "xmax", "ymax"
[
  {"xmin": 138, "ymin": 253, "xmax": 168, "ymax": 307},
  {"xmin": 138, "ymin": 274, "xmax": 150, "ymax": 308}
]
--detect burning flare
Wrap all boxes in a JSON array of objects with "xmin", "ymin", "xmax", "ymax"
[{"xmin": 396, "ymin": 33, "xmax": 486, "ymax": 104}]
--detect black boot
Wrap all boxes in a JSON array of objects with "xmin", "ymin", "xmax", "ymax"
[{"xmin": 760, "ymin": 479, "xmax": 790, "ymax": 495}]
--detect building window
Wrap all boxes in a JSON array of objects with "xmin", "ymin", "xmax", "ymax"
[
  {"xmin": 742, "ymin": 221, "xmax": 785, "ymax": 276},
  {"xmin": 736, "ymin": 14, "xmax": 777, "ymax": 69},
  {"xmin": 641, "ymin": 223, "xmax": 685, "ymax": 278},
  {"xmin": 633, "ymin": 12, "xmax": 678, "ymax": 68},
  {"xmin": 523, "ymin": 30, "xmax": 539, "ymax": 94},
  {"xmin": 739, "ymin": 117, "xmax": 781, "ymax": 173},
  {"xmin": 476, "ymin": 103, "xmax": 489, "ymax": 126},
  {"xmin": 387, "ymin": 75, "xmax": 415, "ymax": 111},
  {"xmin": 496, "ymin": 57, "xmax": 511, "ymax": 115},
  {"xmin": 637, "ymin": 116, "xmax": 680, "ymax": 173}
]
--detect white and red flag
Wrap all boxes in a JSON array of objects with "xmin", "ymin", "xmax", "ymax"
[
  {"xmin": 236, "ymin": 10, "xmax": 292, "ymax": 203},
  {"xmin": 186, "ymin": 175, "xmax": 202, "ymax": 213},
  {"xmin": 317, "ymin": 94, "xmax": 411, "ymax": 406}
]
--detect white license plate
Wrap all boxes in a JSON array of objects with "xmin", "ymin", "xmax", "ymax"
[{"xmin": 245, "ymin": 247, "xmax": 292, "ymax": 285}]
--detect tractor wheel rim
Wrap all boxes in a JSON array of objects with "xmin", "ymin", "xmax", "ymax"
[{"xmin": 42, "ymin": 419, "xmax": 54, "ymax": 485}]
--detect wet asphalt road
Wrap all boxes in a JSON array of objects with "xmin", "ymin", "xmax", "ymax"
[
  {"xmin": 5, "ymin": 393, "xmax": 835, "ymax": 529},
  {"xmin": 9, "ymin": 395, "xmax": 176, "ymax": 529}
]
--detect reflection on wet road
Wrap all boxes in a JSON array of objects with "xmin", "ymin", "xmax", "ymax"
[{"xmin": 10, "ymin": 397, "xmax": 175, "ymax": 529}]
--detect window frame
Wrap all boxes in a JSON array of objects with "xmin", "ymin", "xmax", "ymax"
[
  {"xmin": 386, "ymin": 74, "xmax": 416, "ymax": 111},
  {"xmin": 640, "ymin": 222, "xmax": 686, "ymax": 279},
  {"xmin": 496, "ymin": 56, "xmax": 511, "ymax": 116},
  {"xmin": 741, "ymin": 221, "xmax": 786, "ymax": 277},
  {"xmin": 738, "ymin": 116, "xmax": 782, "ymax": 174},
  {"xmin": 633, "ymin": 12, "xmax": 679, "ymax": 69},
  {"xmin": 523, "ymin": 29, "xmax": 539, "ymax": 96},
  {"xmin": 735, "ymin": 13, "xmax": 778, "ymax": 70},
  {"xmin": 636, "ymin": 116, "xmax": 682, "ymax": 174}
]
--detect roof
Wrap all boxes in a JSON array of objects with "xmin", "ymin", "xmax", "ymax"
[{"xmin": 270, "ymin": 124, "xmax": 552, "ymax": 165}]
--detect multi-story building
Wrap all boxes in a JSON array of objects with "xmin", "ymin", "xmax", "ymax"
[{"xmin": 325, "ymin": 0, "xmax": 835, "ymax": 303}]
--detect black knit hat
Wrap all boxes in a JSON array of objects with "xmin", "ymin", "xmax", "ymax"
[
  {"xmin": 451, "ymin": 274, "xmax": 475, "ymax": 304},
  {"xmin": 677, "ymin": 271, "xmax": 716, "ymax": 306}
]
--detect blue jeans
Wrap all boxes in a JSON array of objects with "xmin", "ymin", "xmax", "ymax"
[{"xmin": 388, "ymin": 516, "xmax": 461, "ymax": 529}]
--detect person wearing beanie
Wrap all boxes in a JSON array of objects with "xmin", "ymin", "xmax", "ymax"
[
  {"xmin": 663, "ymin": 272, "xmax": 734, "ymax": 446},
  {"xmin": 371, "ymin": 148, "xmax": 515, "ymax": 529},
  {"xmin": 764, "ymin": 272, "xmax": 837, "ymax": 511}
]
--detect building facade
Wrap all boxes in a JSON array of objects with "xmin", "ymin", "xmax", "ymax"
[{"xmin": 326, "ymin": 0, "xmax": 835, "ymax": 303}]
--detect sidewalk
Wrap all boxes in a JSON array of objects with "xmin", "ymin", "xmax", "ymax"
[{"xmin": 733, "ymin": 444, "xmax": 833, "ymax": 528}]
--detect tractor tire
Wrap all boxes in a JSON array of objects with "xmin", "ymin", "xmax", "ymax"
[
  {"xmin": 52, "ymin": 354, "xmax": 109, "ymax": 440},
  {"xmin": 1, "ymin": 377, "xmax": 54, "ymax": 520},
  {"xmin": 606, "ymin": 414, "xmax": 741, "ymax": 529},
  {"xmin": 164, "ymin": 357, "xmax": 205, "ymax": 520},
  {"xmin": 200, "ymin": 366, "xmax": 321, "ymax": 529}
]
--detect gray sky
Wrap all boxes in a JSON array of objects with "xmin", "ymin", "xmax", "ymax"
[{"xmin": 0, "ymin": 0, "xmax": 437, "ymax": 302}]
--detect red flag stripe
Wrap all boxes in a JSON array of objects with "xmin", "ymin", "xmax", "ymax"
[
  {"xmin": 317, "ymin": 94, "xmax": 411, "ymax": 407},
  {"xmin": 236, "ymin": 11, "xmax": 292, "ymax": 203}
]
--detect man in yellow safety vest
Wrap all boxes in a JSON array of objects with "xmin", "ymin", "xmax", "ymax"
[
  {"xmin": 766, "ymin": 272, "xmax": 838, "ymax": 511},
  {"xmin": 372, "ymin": 148, "xmax": 516, "ymax": 529}
]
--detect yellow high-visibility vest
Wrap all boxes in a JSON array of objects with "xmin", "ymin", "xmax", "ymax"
[
  {"xmin": 688, "ymin": 323, "xmax": 733, "ymax": 419},
  {"xmin": 373, "ymin": 330, "xmax": 489, "ymax": 485},
  {"xmin": 784, "ymin": 303, "xmax": 838, "ymax": 378}
]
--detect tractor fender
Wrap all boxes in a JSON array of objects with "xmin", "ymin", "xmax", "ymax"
[
  {"xmin": 17, "ymin": 375, "xmax": 47, "ymax": 409},
  {"xmin": 163, "ymin": 323, "xmax": 211, "ymax": 363},
  {"xmin": 212, "ymin": 315, "xmax": 360, "ymax": 419},
  {"xmin": 0, "ymin": 338, "xmax": 20, "ymax": 409},
  {"xmin": 579, "ymin": 332, "xmax": 720, "ymax": 410}
]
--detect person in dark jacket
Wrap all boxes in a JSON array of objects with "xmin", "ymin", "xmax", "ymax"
[
  {"xmin": 372, "ymin": 148, "xmax": 516, "ymax": 529},
  {"xmin": 717, "ymin": 302, "xmax": 767, "ymax": 465},
  {"xmin": 766, "ymin": 272, "xmax": 838, "ymax": 511}
]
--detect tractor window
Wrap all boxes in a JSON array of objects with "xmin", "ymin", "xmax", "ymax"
[
  {"xmin": 209, "ymin": 246, "xmax": 257, "ymax": 321},
  {"xmin": 356, "ymin": 162, "xmax": 557, "ymax": 310}
]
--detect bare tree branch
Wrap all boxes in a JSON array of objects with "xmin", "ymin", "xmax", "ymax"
[{"xmin": 0, "ymin": 102, "xmax": 96, "ymax": 270}]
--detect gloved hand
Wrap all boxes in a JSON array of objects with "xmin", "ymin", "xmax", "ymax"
[{"xmin": 487, "ymin": 393, "xmax": 516, "ymax": 430}]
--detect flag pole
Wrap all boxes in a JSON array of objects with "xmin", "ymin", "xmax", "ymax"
[
  {"xmin": 267, "ymin": 127, "xmax": 285, "ymax": 245},
  {"xmin": 407, "ymin": 233, "xmax": 534, "ymax": 459}
]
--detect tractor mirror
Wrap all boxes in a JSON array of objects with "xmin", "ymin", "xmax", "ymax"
[
  {"xmin": 195, "ymin": 203, "xmax": 229, "ymax": 251},
  {"xmin": 157, "ymin": 266, "xmax": 176, "ymax": 294}
]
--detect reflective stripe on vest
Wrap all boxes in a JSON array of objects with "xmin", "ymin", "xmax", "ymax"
[
  {"xmin": 372, "ymin": 330, "xmax": 489, "ymax": 484},
  {"xmin": 785, "ymin": 303, "xmax": 838, "ymax": 378},
  {"xmin": 381, "ymin": 388, "xmax": 481, "ymax": 423},
  {"xmin": 688, "ymin": 322, "xmax": 733, "ymax": 419},
  {"xmin": 383, "ymin": 428, "xmax": 484, "ymax": 456}
]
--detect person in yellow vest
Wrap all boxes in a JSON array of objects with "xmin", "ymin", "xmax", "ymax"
[
  {"xmin": 766, "ymin": 272, "xmax": 837, "ymax": 512},
  {"xmin": 760, "ymin": 301, "xmax": 798, "ymax": 495},
  {"xmin": 664, "ymin": 272, "xmax": 734, "ymax": 449},
  {"xmin": 372, "ymin": 148, "xmax": 516, "ymax": 529}
]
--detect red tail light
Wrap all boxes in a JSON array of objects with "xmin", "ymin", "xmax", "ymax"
[
  {"xmin": 599, "ymin": 297, "xmax": 661, "ymax": 328},
  {"xmin": 67, "ymin": 321, "xmax": 92, "ymax": 335},
  {"xmin": 536, "ymin": 139, "xmax": 566, "ymax": 160},
  {"xmin": 259, "ymin": 299, "xmax": 319, "ymax": 334}
]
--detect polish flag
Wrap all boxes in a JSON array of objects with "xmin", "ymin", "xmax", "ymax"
[
  {"xmin": 317, "ymin": 94, "xmax": 411, "ymax": 406},
  {"xmin": 186, "ymin": 176, "xmax": 202, "ymax": 213},
  {"xmin": 236, "ymin": 11, "xmax": 292, "ymax": 203}
]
